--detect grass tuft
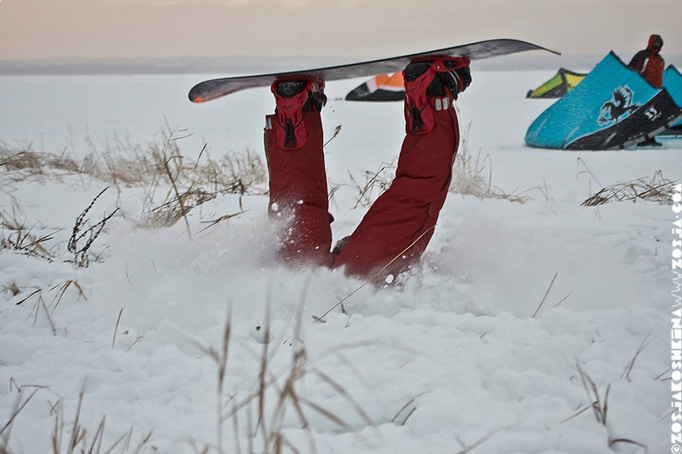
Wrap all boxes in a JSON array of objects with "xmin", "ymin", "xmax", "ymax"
[
  {"xmin": 67, "ymin": 187, "xmax": 118, "ymax": 268},
  {"xmin": 1, "ymin": 128, "xmax": 267, "ymax": 234},
  {"xmin": 450, "ymin": 122, "xmax": 527, "ymax": 203},
  {"xmin": 562, "ymin": 361, "xmax": 649, "ymax": 453},
  {"xmin": 582, "ymin": 170, "xmax": 676, "ymax": 206},
  {"xmin": 0, "ymin": 210, "xmax": 56, "ymax": 262},
  {"xmin": 189, "ymin": 291, "xmax": 374, "ymax": 454},
  {"xmin": 0, "ymin": 383, "xmax": 152, "ymax": 454},
  {"xmin": 346, "ymin": 159, "xmax": 397, "ymax": 209}
]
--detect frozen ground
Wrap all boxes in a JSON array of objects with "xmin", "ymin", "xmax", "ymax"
[{"xmin": 0, "ymin": 68, "xmax": 680, "ymax": 453}]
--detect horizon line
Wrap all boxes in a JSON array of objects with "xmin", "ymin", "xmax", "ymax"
[{"xmin": 2, "ymin": 53, "xmax": 680, "ymax": 76}]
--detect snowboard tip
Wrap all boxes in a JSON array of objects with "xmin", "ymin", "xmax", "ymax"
[
  {"xmin": 189, "ymin": 92, "xmax": 205, "ymax": 103},
  {"xmin": 190, "ymin": 92, "xmax": 216, "ymax": 103}
]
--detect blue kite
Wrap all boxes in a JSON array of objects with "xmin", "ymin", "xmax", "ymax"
[
  {"xmin": 662, "ymin": 65, "xmax": 682, "ymax": 134},
  {"xmin": 525, "ymin": 52, "xmax": 682, "ymax": 150}
]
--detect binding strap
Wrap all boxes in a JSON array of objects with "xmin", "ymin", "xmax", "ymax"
[
  {"xmin": 271, "ymin": 76, "xmax": 325, "ymax": 149},
  {"xmin": 403, "ymin": 56, "xmax": 469, "ymax": 135}
]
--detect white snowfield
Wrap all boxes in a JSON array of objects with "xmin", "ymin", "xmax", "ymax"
[{"xmin": 0, "ymin": 69, "xmax": 680, "ymax": 454}]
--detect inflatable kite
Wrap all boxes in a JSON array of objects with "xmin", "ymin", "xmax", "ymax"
[
  {"xmin": 527, "ymin": 68, "xmax": 586, "ymax": 98},
  {"xmin": 345, "ymin": 73, "xmax": 405, "ymax": 101},
  {"xmin": 525, "ymin": 52, "xmax": 682, "ymax": 150},
  {"xmin": 661, "ymin": 65, "xmax": 682, "ymax": 135}
]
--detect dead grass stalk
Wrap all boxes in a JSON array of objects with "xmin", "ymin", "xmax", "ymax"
[
  {"xmin": 450, "ymin": 122, "xmax": 527, "ymax": 203},
  {"xmin": 582, "ymin": 170, "xmax": 677, "ymax": 206}
]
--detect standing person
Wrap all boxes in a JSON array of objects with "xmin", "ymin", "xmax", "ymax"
[
  {"xmin": 629, "ymin": 34, "xmax": 665, "ymax": 146},
  {"xmin": 628, "ymin": 34, "xmax": 665, "ymax": 88},
  {"xmin": 264, "ymin": 57, "xmax": 471, "ymax": 282}
]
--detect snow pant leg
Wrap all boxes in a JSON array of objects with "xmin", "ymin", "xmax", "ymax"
[
  {"xmin": 264, "ymin": 110, "xmax": 334, "ymax": 267},
  {"xmin": 332, "ymin": 96, "xmax": 459, "ymax": 279}
]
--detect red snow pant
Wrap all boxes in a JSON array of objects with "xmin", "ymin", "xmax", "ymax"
[{"xmin": 264, "ymin": 95, "xmax": 459, "ymax": 280}]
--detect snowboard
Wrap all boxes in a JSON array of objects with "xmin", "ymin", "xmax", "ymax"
[{"xmin": 188, "ymin": 39, "xmax": 559, "ymax": 103}]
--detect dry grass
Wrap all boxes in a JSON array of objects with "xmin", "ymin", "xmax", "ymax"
[
  {"xmin": 0, "ymin": 387, "xmax": 41, "ymax": 453},
  {"xmin": 139, "ymin": 128, "xmax": 266, "ymax": 230},
  {"xmin": 0, "ymin": 210, "xmax": 56, "ymax": 262},
  {"xmin": 0, "ymin": 188, "xmax": 116, "ymax": 268},
  {"xmin": 340, "ymin": 122, "xmax": 527, "ymax": 211},
  {"xmin": 189, "ymin": 289, "xmax": 376, "ymax": 454},
  {"xmin": 12, "ymin": 280, "xmax": 86, "ymax": 336},
  {"xmin": 0, "ymin": 128, "xmax": 266, "ymax": 235},
  {"xmin": 562, "ymin": 361, "xmax": 649, "ymax": 453},
  {"xmin": 621, "ymin": 331, "xmax": 654, "ymax": 382},
  {"xmin": 450, "ymin": 123, "xmax": 527, "ymax": 203},
  {"xmin": 531, "ymin": 272, "xmax": 559, "ymax": 318},
  {"xmin": 346, "ymin": 159, "xmax": 397, "ymax": 209},
  {"xmin": 214, "ymin": 310, "xmax": 495, "ymax": 454},
  {"xmin": 0, "ymin": 145, "xmax": 80, "ymax": 182},
  {"xmin": 0, "ymin": 384, "xmax": 153, "ymax": 454},
  {"xmin": 574, "ymin": 362, "xmax": 610, "ymax": 426},
  {"xmin": 0, "ymin": 132, "xmax": 265, "ymax": 193},
  {"xmin": 582, "ymin": 170, "xmax": 677, "ymax": 206},
  {"xmin": 2, "ymin": 130, "xmax": 265, "ymax": 190},
  {"xmin": 67, "ymin": 187, "xmax": 119, "ymax": 267}
]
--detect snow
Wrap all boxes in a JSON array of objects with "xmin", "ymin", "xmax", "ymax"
[{"xmin": 0, "ymin": 69, "xmax": 679, "ymax": 454}]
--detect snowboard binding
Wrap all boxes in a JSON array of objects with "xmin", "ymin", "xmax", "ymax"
[
  {"xmin": 403, "ymin": 56, "xmax": 471, "ymax": 134},
  {"xmin": 271, "ymin": 76, "xmax": 327, "ymax": 149}
]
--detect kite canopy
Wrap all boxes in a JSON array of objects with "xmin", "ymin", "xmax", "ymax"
[
  {"xmin": 525, "ymin": 52, "xmax": 682, "ymax": 150},
  {"xmin": 664, "ymin": 65, "xmax": 682, "ymax": 106},
  {"xmin": 661, "ymin": 65, "xmax": 682, "ymax": 135},
  {"xmin": 345, "ymin": 73, "xmax": 405, "ymax": 101},
  {"xmin": 526, "ymin": 68, "xmax": 586, "ymax": 98}
]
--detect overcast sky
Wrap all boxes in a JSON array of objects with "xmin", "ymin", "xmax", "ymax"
[{"xmin": 1, "ymin": 0, "xmax": 679, "ymax": 61}]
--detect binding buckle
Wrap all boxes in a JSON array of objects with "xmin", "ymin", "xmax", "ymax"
[{"xmin": 271, "ymin": 76, "xmax": 325, "ymax": 149}]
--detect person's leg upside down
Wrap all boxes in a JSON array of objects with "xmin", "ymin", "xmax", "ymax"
[{"xmin": 264, "ymin": 57, "xmax": 471, "ymax": 281}]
